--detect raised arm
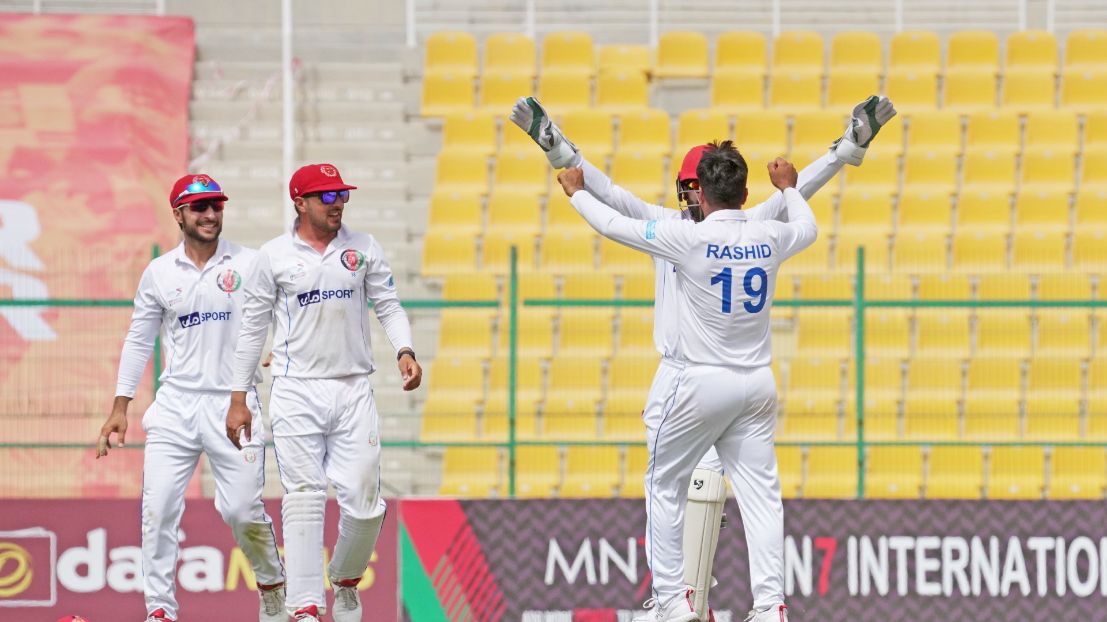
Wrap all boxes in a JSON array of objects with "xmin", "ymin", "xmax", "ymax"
[{"xmin": 766, "ymin": 160, "xmax": 818, "ymax": 261}]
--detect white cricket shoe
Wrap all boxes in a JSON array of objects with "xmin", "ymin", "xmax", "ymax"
[
  {"xmin": 332, "ymin": 578, "xmax": 363, "ymax": 622},
  {"xmin": 258, "ymin": 584, "xmax": 286, "ymax": 622},
  {"xmin": 632, "ymin": 590, "xmax": 699, "ymax": 622},
  {"xmin": 744, "ymin": 604, "xmax": 788, "ymax": 622}
]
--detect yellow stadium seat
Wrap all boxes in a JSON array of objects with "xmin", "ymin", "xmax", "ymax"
[
  {"xmin": 512, "ymin": 272, "xmax": 556, "ymax": 307},
  {"xmin": 1020, "ymin": 148, "xmax": 1075, "ymax": 193},
  {"xmin": 425, "ymin": 31, "xmax": 478, "ymax": 78},
  {"xmin": 543, "ymin": 395, "xmax": 600, "ymax": 440},
  {"xmin": 421, "ymin": 395, "xmax": 479, "ymax": 441},
  {"xmin": 716, "ymin": 31, "xmax": 768, "ymax": 77},
  {"xmin": 866, "ymin": 113, "xmax": 905, "ymax": 156},
  {"xmin": 486, "ymin": 190, "xmax": 541, "ymax": 235},
  {"xmin": 541, "ymin": 230, "xmax": 596, "ymax": 273},
  {"xmin": 792, "ymin": 111, "xmax": 846, "ymax": 153},
  {"xmin": 608, "ymin": 353, "xmax": 658, "ymax": 397},
  {"xmin": 1025, "ymin": 396, "xmax": 1081, "ymax": 440},
  {"xmin": 500, "ymin": 115, "xmax": 542, "ymax": 155},
  {"xmin": 598, "ymin": 44, "xmax": 651, "ymax": 77},
  {"xmin": 603, "ymin": 397, "xmax": 646, "ymax": 441},
  {"xmin": 943, "ymin": 70, "xmax": 998, "ymax": 112},
  {"xmin": 483, "ymin": 397, "xmax": 540, "ymax": 441},
  {"xmin": 961, "ymin": 148, "xmax": 1018, "ymax": 194},
  {"xmin": 947, "ymin": 30, "xmax": 1000, "ymax": 74},
  {"xmin": 866, "ymin": 447, "xmax": 923, "ymax": 499},
  {"xmin": 1072, "ymin": 230, "xmax": 1107, "ymax": 273},
  {"xmin": 515, "ymin": 446, "xmax": 560, "ymax": 497},
  {"xmin": 1006, "ymin": 30, "xmax": 1058, "ymax": 73},
  {"xmin": 827, "ymin": 69, "xmax": 882, "ymax": 109},
  {"xmin": 903, "ymin": 396, "xmax": 958, "ymax": 439},
  {"xmin": 841, "ymin": 152, "xmax": 898, "ymax": 195},
  {"xmin": 914, "ymin": 310, "xmax": 972, "ymax": 360},
  {"xmin": 1024, "ymin": 111, "xmax": 1078, "ymax": 153},
  {"xmin": 618, "ymin": 108, "xmax": 672, "ymax": 157},
  {"xmin": 596, "ymin": 71, "xmax": 649, "ymax": 111},
  {"xmin": 866, "ymin": 273, "xmax": 914, "ymax": 300},
  {"xmin": 426, "ymin": 191, "xmax": 483, "ymax": 237},
  {"xmin": 493, "ymin": 150, "xmax": 548, "ymax": 195},
  {"xmin": 892, "ymin": 231, "xmax": 948, "ymax": 274},
  {"xmin": 1000, "ymin": 69, "xmax": 1056, "ymax": 112},
  {"xmin": 1091, "ymin": 359, "xmax": 1107, "ymax": 399},
  {"xmin": 734, "ymin": 111, "xmax": 788, "ymax": 153},
  {"xmin": 548, "ymin": 355, "xmax": 604, "ymax": 401},
  {"xmin": 541, "ymin": 31, "xmax": 594, "ymax": 78},
  {"xmin": 558, "ymin": 309, "xmax": 615, "ymax": 357},
  {"xmin": 773, "ymin": 30, "xmax": 825, "ymax": 76},
  {"xmin": 599, "ymin": 237, "xmax": 653, "ymax": 275},
  {"xmin": 804, "ymin": 447, "xmax": 857, "ymax": 498},
  {"xmin": 902, "ymin": 150, "xmax": 957, "ymax": 196},
  {"xmin": 885, "ymin": 70, "xmax": 938, "ymax": 112},
  {"xmin": 482, "ymin": 230, "xmax": 537, "ymax": 274},
  {"xmin": 897, "ymin": 188, "xmax": 953, "ymax": 232},
  {"xmin": 906, "ymin": 111, "xmax": 963, "ymax": 155},
  {"xmin": 427, "ymin": 356, "xmax": 485, "ymax": 402},
  {"xmin": 711, "ymin": 71, "xmax": 765, "ymax": 112},
  {"xmin": 558, "ymin": 109, "xmax": 614, "ymax": 161},
  {"xmin": 1086, "ymin": 111, "xmax": 1107, "ymax": 150},
  {"xmin": 890, "ymin": 30, "xmax": 941, "ymax": 75},
  {"xmin": 917, "ymin": 274, "xmax": 971, "ymax": 299},
  {"xmin": 1014, "ymin": 190, "xmax": 1071, "ymax": 233},
  {"xmin": 617, "ymin": 308, "xmax": 656, "ymax": 354},
  {"xmin": 537, "ymin": 73, "xmax": 591, "ymax": 112},
  {"xmin": 499, "ymin": 311, "xmax": 553, "ymax": 360},
  {"xmin": 796, "ymin": 310, "xmax": 853, "ymax": 357},
  {"xmin": 655, "ymin": 31, "xmax": 709, "ymax": 78},
  {"xmin": 966, "ymin": 110, "xmax": 1020, "ymax": 148},
  {"xmin": 1074, "ymin": 189, "xmax": 1107, "ymax": 229},
  {"xmin": 956, "ymin": 190, "xmax": 1012, "ymax": 233},
  {"xmin": 797, "ymin": 274, "xmax": 852, "ymax": 300},
  {"xmin": 781, "ymin": 400, "xmax": 840, "ymax": 440},
  {"xmin": 777, "ymin": 446, "xmax": 803, "ymax": 498},
  {"xmin": 1037, "ymin": 311, "xmax": 1092, "ymax": 357},
  {"xmin": 786, "ymin": 357, "xmax": 844, "ymax": 399},
  {"xmin": 1011, "ymin": 230, "xmax": 1067, "ymax": 273},
  {"xmin": 561, "ymin": 447, "xmax": 620, "ymax": 497},
  {"xmin": 852, "ymin": 356, "xmax": 906, "ymax": 401},
  {"xmin": 435, "ymin": 150, "xmax": 488, "ymax": 195},
  {"xmin": 561, "ymin": 273, "xmax": 615, "ymax": 299},
  {"xmin": 620, "ymin": 446, "xmax": 648, "ymax": 497},
  {"xmin": 976, "ymin": 273, "xmax": 1031, "ymax": 300},
  {"xmin": 676, "ymin": 109, "xmax": 731, "ymax": 152},
  {"xmin": 1037, "ymin": 274, "xmax": 1092, "ymax": 300},
  {"xmin": 1027, "ymin": 356, "xmax": 1083, "ymax": 397},
  {"xmin": 610, "ymin": 151, "xmax": 667, "ymax": 201},
  {"xmin": 1064, "ymin": 29, "xmax": 1107, "ymax": 71},
  {"xmin": 785, "ymin": 235, "xmax": 831, "ymax": 273},
  {"xmin": 1049, "ymin": 447, "xmax": 1106, "ymax": 500},
  {"xmin": 837, "ymin": 233, "xmax": 890, "ymax": 273},
  {"xmin": 437, "ymin": 309, "xmax": 495, "ymax": 358},
  {"xmin": 865, "ymin": 310, "xmax": 912, "ymax": 358},
  {"xmin": 442, "ymin": 112, "xmax": 497, "ymax": 157},
  {"xmin": 962, "ymin": 395, "xmax": 1020, "ymax": 439},
  {"xmin": 479, "ymin": 72, "xmax": 534, "ymax": 111},
  {"xmin": 769, "ymin": 71, "xmax": 822, "ymax": 111},
  {"xmin": 489, "ymin": 356, "xmax": 545, "ymax": 400},
  {"xmin": 421, "ymin": 73, "xmax": 475, "ymax": 116},
  {"xmin": 1061, "ymin": 67, "xmax": 1107, "ymax": 111},
  {"xmin": 545, "ymin": 190, "xmax": 590, "ymax": 234},
  {"xmin": 927, "ymin": 447, "xmax": 983, "ymax": 499},
  {"xmin": 966, "ymin": 356, "xmax": 1022, "ymax": 397},
  {"xmin": 1080, "ymin": 151, "xmax": 1107, "ymax": 191},
  {"xmin": 804, "ymin": 193, "xmax": 836, "ymax": 233},
  {"xmin": 422, "ymin": 230, "xmax": 478, "ymax": 276},
  {"xmin": 829, "ymin": 31, "xmax": 882, "ymax": 73},
  {"xmin": 953, "ymin": 229, "xmax": 1009, "ymax": 274},
  {"xmin": 442, "ymin": 273, "xmax": 498, "ymax": 302},
  {"xmin": 483, "ymin": 33, "xmax": 536, "ymax": 78},
  {"xmin": 439, "ymin": 447, "xmax": 500, "ymax": 497},
  {"xmin": 988, "ymin": 447, "xmax": 1045, "ymax": 500},
  {"xmin": 975, "ymin": 311, "xmax": 1032, "ymax": 357}
]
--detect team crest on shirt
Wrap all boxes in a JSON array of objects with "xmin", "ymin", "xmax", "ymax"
[
  {"xmin": 340, "ymin": 249, "xmax": 365, "ymax": 272},
  {"xmin": 243, "ymin": 448, "xmax": 258, "ymax": 463},
  {"xmin": 216, "ymin": 269, "xmax": 242, "ymax": 292}
]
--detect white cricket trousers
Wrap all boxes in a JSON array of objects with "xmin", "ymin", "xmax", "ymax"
[
  {"xmin": 270, "ymin": 374, "xmax": 387, "ymax": 610},
  {"xmin": 141, "ymin": 386, "xmax": 284, "ymax": 619},
  {"xmin": 643, "ymin": 358, "xmax": 784, "ymax": 609}
]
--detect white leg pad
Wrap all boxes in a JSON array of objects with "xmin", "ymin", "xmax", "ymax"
[
  {"xmin": 328, "ymin": 511, "xmax": 386, "ymax": 583},
  {"xmin": 683, "ymin": 468, "xmax": 727, "ymax": 618},
  {"xmin": 283, "ymin": 491, "xmax": 327, "ymax": 615}
]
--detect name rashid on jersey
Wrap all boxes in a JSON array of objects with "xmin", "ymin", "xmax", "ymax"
[{"xmin": 705, "ymin": 244, "xmax": 773, "ymax": 260}]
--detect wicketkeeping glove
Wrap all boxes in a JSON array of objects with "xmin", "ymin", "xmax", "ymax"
[
  {"xmin": 509, "ymin": 96, "xmax": 582, "ymax": 169},
  {"xmin": 832, "ymin": 95, "xmax": 897, "ymax": 166}
]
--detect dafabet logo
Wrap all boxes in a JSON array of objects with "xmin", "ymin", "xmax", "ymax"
[{"xmin": 0, "ymin": 529, "xmax": 57, "ymax": 607}]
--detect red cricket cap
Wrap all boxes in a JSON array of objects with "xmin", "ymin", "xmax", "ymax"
[
  {"xmin": 677, "ymin": 144, "xmax": 715, "ymax": 183},
  {"xmin": 169, "ymin": 173, "xmax": 228, "ymax": 209},
  {"xmin": 289, "ymin": 163, "xmax": 358, "ymax": 200}
]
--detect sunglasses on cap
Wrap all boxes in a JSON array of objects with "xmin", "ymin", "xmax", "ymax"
[
  {"xmin": 181, "ymin": 199, "xmax": 225, "ymax": 213},
  {"xmin": 174, "ymin": 178, "xmax": 224, "ymax": 205},
  {"xmin": 305, "ymin": 190, "xmax": 350, "ymax": 205}
]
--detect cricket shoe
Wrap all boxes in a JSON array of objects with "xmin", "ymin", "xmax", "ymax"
[
  {"xmin": 332, "ymin": 578, "xmax": 362, "ymax": 622},
  {"xmin": 144, "ymin": 609, "xmax": 174, "ymax": 622},
  {"xmin": 744, "ymin": 604, "xmax": 788, "ymax": 622},
  {"xmin": 257, "ymin": 583, "xmax": 286, "ymax": 622},
  {"xmin": 292, "ymin": 605, "xmax": 322, "ymax": 621},
  {"xmin": 632, "ymin": 590, "xmax": 699, "ymax": 622}
]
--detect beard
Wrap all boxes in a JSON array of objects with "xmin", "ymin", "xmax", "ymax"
[{"xmin": 182, "ymin": 218, "xmax": 221, "ymax": 243}]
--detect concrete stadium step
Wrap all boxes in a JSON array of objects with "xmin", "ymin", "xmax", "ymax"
[
  {"xmin": 192, "ymin": 80, "xmax": 409, "ymax": 105},
  {"xmin": 195, "ymin": 28, "xmax": 406, "ymax": 63},
  {"xmin": 209, "ymin": 140, "xmax": 406, "ymax": 162},
  {"xmin": 190, "ymin": 100, "xmax": 405, "ymax": 124},
  {"xmin": 191, "ymin": 121, "xmax": 413, "ymax": 145},
  {"xmin": 193, "ymin": 61, "xmax": 404, "ymax": 84}
]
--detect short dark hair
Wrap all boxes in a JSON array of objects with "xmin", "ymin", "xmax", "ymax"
[{"xmin": 695, "ymin": 140, "xmax": 748, "ymax": 209}]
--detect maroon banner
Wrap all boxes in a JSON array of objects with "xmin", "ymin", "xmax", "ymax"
[{"xmin": 0, "ymin": 499, "xmax": 398, "ymax": 621}]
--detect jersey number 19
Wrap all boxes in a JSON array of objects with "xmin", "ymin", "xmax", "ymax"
[{"xmin": 710, "ymin": 267, "xmax": 768, "ymax": 314}]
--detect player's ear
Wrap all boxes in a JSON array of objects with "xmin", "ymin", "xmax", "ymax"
[
  {"xmin": 172, "ymin": 206, "xmax": 184, "ymax": 229},
  {"xmin": 293, "ymin": 196, "xmax": 305, "ymax": 215}
]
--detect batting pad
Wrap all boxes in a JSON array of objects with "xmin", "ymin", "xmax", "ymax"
[
  {"xmin": 684, "ymin": 468, "xmax": 727, "ymax": 616},
  {"xmin": 328, "ymin": 510, "xmax": 386, "ymax": 583},
  {"xmin": 283, "ymin": 491, "xmax": 327, "ymax": 613}
]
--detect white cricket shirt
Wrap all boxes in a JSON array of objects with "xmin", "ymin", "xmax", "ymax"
[
  {"xmin": 115, "ymin": 238, "xmax": 262, "ymax": 397},
  {"xmin": 231, "ymin": 220, "xmax": 413, "ymax": 390}
]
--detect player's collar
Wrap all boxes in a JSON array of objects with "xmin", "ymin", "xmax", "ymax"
[
  {"xmin": 702, "ymin": 209, "xmax": 747, "ymax": 222},
  {"xmin": 171, "ymin": 238, "xmax": 233, "ymax": 269}
]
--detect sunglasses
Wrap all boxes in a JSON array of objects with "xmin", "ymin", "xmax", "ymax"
[
  {"xmin": 182, "ymin": 200, "xmax": 225, "ymax": 213},
  {"xmin": 307, "ymin": 190, "xmax": 350, "ymax": 205}
]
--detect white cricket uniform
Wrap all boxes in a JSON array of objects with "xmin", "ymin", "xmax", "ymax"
[
  {"xmin": 232, "ymin": 220, "xmax": 413, "ymax": 611},
  {"xmin": 114, "ymin": 238, "xmax": 283, "ymax": 619},
  {"xmin": 570, "ymin": 183, "xmax": 818, "ymax": 607}
]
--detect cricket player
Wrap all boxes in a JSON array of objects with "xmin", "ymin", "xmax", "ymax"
[
  {"xmin": 556, "ymin": 144, "xmax": 811, "ymax": 621},
  {"xmin": 513, "ymin": 95, "xmax": 896, "ymax": 620},
  {"xmin": 96, "ymin": 174, "xmax": 286, "ymax": 622},
  {"xmin": 226, "ymin": 163, "xmax": 422, "ymax": 622}
]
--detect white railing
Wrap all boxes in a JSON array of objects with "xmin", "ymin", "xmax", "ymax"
[{"xmin": 0, "ymin": 0, "xmax": 163, "ymax": 15}]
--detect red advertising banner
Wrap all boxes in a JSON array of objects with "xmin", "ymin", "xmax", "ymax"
[{"xmin": 0, "ymin": 499, "xmax": 398, "ymax": 621}]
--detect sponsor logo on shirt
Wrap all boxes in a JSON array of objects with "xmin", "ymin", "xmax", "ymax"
[
  {"xmin": 216, "ymin": 268, "xmax": 242, "ymax": 292},
  {"xmin": 645, "ymin": 220, "xmax": 657, "ymax": 240},
  {"xmin": 178, "ymin": 311, "xmax": 232, "ymax": 328},
  {"xmin": 297, "ymin": 288, "xmax": 355, "ymax": 307},
  {"xmin": 340, "ymin": 249, "xmax": 365, "ymax": 272}
]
